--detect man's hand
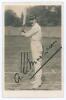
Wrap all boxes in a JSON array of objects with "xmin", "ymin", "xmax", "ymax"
[{"xmin": 21, "ymin": 32, "xmax": 25, "ymax": 36}]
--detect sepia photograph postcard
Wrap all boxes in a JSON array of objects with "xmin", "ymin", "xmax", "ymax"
[{"xmin": 3, "ymin": 2, "xmax": 64, "ymax": 98}]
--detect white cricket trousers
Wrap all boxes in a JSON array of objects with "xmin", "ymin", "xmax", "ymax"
[{"xmin": 31, "ymin": 40, "xmax": 42, "ymax": 84}]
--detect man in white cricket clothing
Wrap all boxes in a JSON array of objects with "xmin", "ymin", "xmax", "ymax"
[{"xmin": 22, "ymin": 16, "xmax": 43, "ymax": 88}]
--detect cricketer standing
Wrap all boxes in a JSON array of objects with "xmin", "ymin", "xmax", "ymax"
[{"xmin": 21, "ymin": 16, "xmax": 43, "ymax": 88}]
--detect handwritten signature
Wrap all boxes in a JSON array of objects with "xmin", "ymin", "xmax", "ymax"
[{"xmin": 14, "ymin": 40, "xmax": 61, "ymax": 83}]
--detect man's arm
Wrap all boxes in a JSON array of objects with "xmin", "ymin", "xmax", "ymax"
[{"xmin": 24, "ymin": 25, "xmax": 38, "ymax": 37}]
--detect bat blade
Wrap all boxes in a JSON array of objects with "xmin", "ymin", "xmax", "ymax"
[{"xmin": 22, "ymin": 8, "xmax": 27, "ymax": 26}]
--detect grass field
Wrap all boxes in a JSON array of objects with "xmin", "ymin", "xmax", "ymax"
[{"xmin": 5, "ymin": 26, "xmax": 61, "ymax": 90}]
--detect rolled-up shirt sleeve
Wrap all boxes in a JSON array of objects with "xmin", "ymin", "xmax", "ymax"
[{"xmin": 25, "ymin": 25, "xmax": 38, "ymax": 37}]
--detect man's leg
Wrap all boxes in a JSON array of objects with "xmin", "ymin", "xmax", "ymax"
[{"xmin": 31, "ymin": 51, "xmax": 42, "ymax": 88}]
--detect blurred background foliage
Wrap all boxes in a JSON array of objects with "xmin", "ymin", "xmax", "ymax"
[{"xmin": 5, "ymin": 6, "xmax": 61, "ymax": 27}]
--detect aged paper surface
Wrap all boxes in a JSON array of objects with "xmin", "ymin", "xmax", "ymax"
[{"xmin": 3, "ymin": 2, "xmax": 64, "ymax": 97}]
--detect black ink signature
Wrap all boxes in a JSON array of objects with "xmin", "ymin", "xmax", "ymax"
[
  {"xmin": 14, "ymin": 40, "xmax": 60, "ymax": 83},
  {"xmin": 27, "ymin": 55, "xmax": 42, "ymax": 67},
  {"xmin": 30, "ymin": 46, "xmax": 62, "ymax": 79},
  {"xmin": 27, "ymin": 40, "xmax": 57, "ymax": 66},
  {"xmin": 14, "ymin": 73, "xmax": 22, "ymax": 83},
  {"xmin": 43, "ymin": 40, "xmax": 57, "ymax": 55}
]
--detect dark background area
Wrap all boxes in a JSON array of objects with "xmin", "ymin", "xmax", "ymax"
[{"xmin": 5, "ymin": 6, "xmax": 61, "ymax": 27}]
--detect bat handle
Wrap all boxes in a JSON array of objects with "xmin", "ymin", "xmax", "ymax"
[{"xmin": 21, "ymin": 25, "xmax": 26, "ymax": 33}]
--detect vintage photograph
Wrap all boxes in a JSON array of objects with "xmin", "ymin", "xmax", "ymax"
[{"xmin": 4, "ymin": 3, "xmax": 63, "ymax": 93}]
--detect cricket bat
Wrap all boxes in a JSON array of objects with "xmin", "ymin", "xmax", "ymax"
[{"xmin": 21, "ymin": 8, "xmax": 27, "ymax": 33}]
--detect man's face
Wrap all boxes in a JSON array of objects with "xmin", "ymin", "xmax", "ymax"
[{"xmin": 30, "ymin": 19, "xmax": 36, "ymax": 26}]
